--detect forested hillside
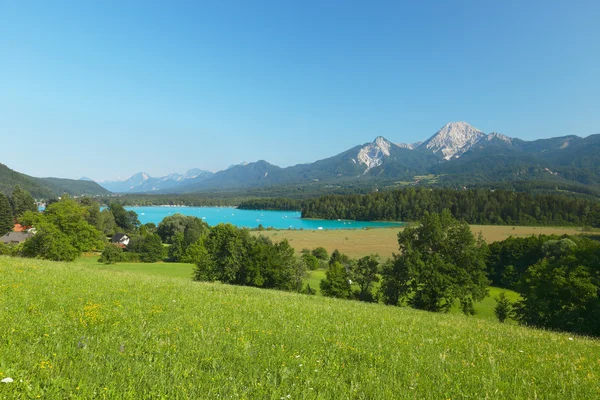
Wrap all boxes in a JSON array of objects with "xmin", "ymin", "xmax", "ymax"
[
  {"xmin": 238, "ymin": 188, "xmax": 600, "ymax": 227},
  {"xmin": 0, "ymin": 163, "xmax": 109, "ymax": 198}
]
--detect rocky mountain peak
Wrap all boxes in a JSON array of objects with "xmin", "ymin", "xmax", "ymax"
[
  {"xmin": 486, "ymin": 132, "xmax": 513, "ymax": 144},
  {"xmin": 420, "ymin": 122, "xmax": 486, "ymax": 160},
  {"xmin": 357, "ymin": 136, "xmax": 395, "ymax": 171}
]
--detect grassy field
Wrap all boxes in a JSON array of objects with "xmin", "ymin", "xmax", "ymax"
[
  {"xmin": 253, "ymin": 225, "xmax": 591, "ymax": 259},
  {"xmin": 304, "ymin": 269, "xmax": 520, "ymax": 321},
  {"xmin": 81, "ymin": 254, "xmax": 518, "ymax": 322},
  {"xmin": 78, "ymin": 253, "xmax": 195, "ymax": 279},
  {"xmin": 1, "ymin": 256, "xmax": 598, "ymax": 399}
]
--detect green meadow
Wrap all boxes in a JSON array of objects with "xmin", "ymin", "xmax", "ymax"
[
  {"xmin": 1, "ymin": 256, "xmax": 599, "ymax": 399},
  {"xmin": 82, "ymin": 254, "xmax": 517, "ymax": 322}
]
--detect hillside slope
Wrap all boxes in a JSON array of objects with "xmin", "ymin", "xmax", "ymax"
[
  {"xmin": 0, "ymin": 256, "xmax": 598, "ymax": 399},
  {"xmin": 36, "ymin": 177, "xmax": 110, "ymax": 196},
  {"xmin": 0, "ymin": 163, "xmax": 109, "ymax": 198},
  {"xmin": 0, "ymin": 163, "xmax": 55, "ymax": 198}
]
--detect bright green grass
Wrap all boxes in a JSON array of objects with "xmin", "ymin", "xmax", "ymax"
[
  {"xmin": 77, "ymin": 254, "xmax": 195, "ymax": 279},
  {"xmin": 1, "ymin": 256, "xmax": 598, "ymax": 399},
  {"xmin": 79, "ymin": 255, "xmax": 520, "ymax": 322}
]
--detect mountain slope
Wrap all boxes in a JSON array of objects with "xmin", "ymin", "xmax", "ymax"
[
  {"xmin": 418, "ymin": 121, "xmax": 487, "ymax": 159},
  {"xmin": 0, "ymin": 163, "xmax": 109, "ymax": 198},
  {"xmin": 176, "ymin": 137, "xmax": 440, "ymax": 192},
  {"xmin": 36, "ymin": 177, "xmax": 110, "ymax": 196},
  {"xmin": 98, "ymin": 169, "xmax": 214, "ymax": 193}
]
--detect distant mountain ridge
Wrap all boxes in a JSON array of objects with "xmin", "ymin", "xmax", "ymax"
[
  {"xmin": 168, "ymin": 121, "xmax": 600, "ymax": 194},
  {"xmin": 97, "ymin": 169, "xmax": 214, "ymax": 193},
  {"xmin": 10, "ymin": 121, "xmax": 597, "ymax": 197}
]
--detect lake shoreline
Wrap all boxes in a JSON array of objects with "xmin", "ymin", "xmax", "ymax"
[{"xmin": 125, "ymin": 205, "xmax": 404, "ymax": 230}]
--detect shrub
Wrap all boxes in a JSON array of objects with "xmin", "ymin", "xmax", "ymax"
[{"xmin": 98, "ymin": 243, "xmax": 124, "ymax": 264}]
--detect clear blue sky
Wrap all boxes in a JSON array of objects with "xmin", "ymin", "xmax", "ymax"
[{"xmin": 1, "ymin": 0, "xmax": 599, "ymax": 181}]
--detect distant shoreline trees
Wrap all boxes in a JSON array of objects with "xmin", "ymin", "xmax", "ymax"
[{"xmin": 238, "ymin": 188, "xmax": 600, "ymax": 227}]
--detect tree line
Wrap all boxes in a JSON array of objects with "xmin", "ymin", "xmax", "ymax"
[
  {"xmin": 485, "ymin": 233, "xmax": 600, "ymax": 336},
  {"xmin": 0, "ymin": 185, "xmax": 39, "ymax": 236},
  {"xmin": 315, "ymin": 210, "xmax": 600, "ymax": 336},
  {"xmin": 300, "ymin": 188, "xmax": 600, "ymax": 227}
]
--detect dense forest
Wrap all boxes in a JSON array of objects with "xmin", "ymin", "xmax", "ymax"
[
  {"xmin": 240, "ymin": 188, "xmax": 600, "ymax": 227},
  {"xmin": 99, "ymin": 195, "xmax": 236, "ymax": 207},
  {"xmin": 302, "ymin": 188, "xmax": 600, "ymax": 227},
  {"xmin": 237, "ymin": 198, "xmax": 302, "ymax": 211}
]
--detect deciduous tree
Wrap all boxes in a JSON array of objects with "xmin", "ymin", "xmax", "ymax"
[{"xmin": 380, "ymin": 210, "xmax": 489, "ymax": 314}]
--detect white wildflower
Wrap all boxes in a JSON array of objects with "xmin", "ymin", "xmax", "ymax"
[{"xmin": 1, "ymin": 377, "xmax": 14, "ymax": 383}]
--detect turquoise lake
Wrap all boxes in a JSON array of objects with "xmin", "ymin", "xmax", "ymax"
[{"xmin": 126, "ymin": 206, "xmax": 403, "ymax": 230}]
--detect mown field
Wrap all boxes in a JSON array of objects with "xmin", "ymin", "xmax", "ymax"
[
  {"xmin": 0, "ymin": 256, "xmax": 598, "ymax": 399},
  {"xmin": 253, "ymin": 225, "xmax": 591, "ymax": 259}
]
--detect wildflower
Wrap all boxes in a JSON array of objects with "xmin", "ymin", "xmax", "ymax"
[
  {"xmin": 568, "ymin": 337, "xmax": 574, "ymax": 341},
  {"xmin": 1, "ymin": 377, "xmax": 13, "ymax": 383}
]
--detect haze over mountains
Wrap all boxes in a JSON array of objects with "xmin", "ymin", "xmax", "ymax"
[
  {"xmin": 2, "ymin": 121, "xmax": 598, "ymax": 198},
  {"xmin": 92, "ymin": 122, "xmax": 600, "ymax": 194},
  {"xmin": 97, "ymin": 169, "xmax": 214, "ymax": 193}
]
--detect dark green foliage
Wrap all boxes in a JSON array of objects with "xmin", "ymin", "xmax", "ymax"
[
  {"xmin": 98, "ymin": 243, "xmax": 125, "ymax": 264},
  {"xmin": 21, "ymin": 224, "xmax": 81, "ymax": 261},
  {"xmin": 128, "ymin": 234, "xmax": 165, "ymax": 263},
  {"xmin": 302, "ymin": 284, "xmax": 317, "ymax": 295},
  {"xmin": 157, "ymin": 214, "xmax": 209, "ymax": 245},
  {"xmin": 380, "ymin": 210, "xmax": 489, "ymax": 314},
  {"xmin": 191, "ymin": 224, "xmax": 302, "ymax": 291},
  {"xmin": 167, "ymin": 231, "xmax": 186, "ymax": 261},
  {"xmin": 0, "ymin": 163, "xmax": 108, "ymax": 198},
  {"xmin": 0, "ymin": 193, "xmax": 14, "ymax": 236},
  {"xmin": 301, "ymin": 253, "xmax": 320, "ymax": 270},
  {"xmin": 34, "ymin": 177, "xmax": 109, "ymax": 196},
  {"xmin": 320, "ymin": 262, "xmax": 351, "ymax": 299},
  {"xmin": 10, "ymin": 185, "xmax": 37, "ymax": 217},
  {"xmin": 329, "ymin": 249, "xmax": 350, "ymax": 267},
  {"xmin": 351, "ymin": 255, "xmax": 380, "ymax": 302},
  {"xmin": 494, "ymin": 292, "xmax": 513, "ymax": 323},
  {"xmin": 311, "ymin": 247, "xmax": 329, "ymax": 260},
  {"xmin": 301, "ymin": 188, "xmax": 600, "ymax": 227},
  {"xmin": 157, "ymin": 214, "xmax": 210, "ymax": 262},
  {"xmin": 513, "ymin": 236, "xmax": 600, "ymax": 336},
  {"xmin": 237, "ymin": 198, "xmax": 302, "ymax": 211},
  {"xmin": 20, "ymin": 197, "xmax": 104, "ymax": 261},
  {"xmin": 486, "ymin": 235, "xmax": 552, "ymax": 289},
  {"xmin": 109, "ymin": 204, "xmax": 140, "ymax": 233}
]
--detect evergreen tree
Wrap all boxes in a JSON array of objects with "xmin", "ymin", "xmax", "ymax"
[
  {"xmin": 494, "ymin": 292, "xmax": 512, "ymax": 323},
  {"xmin": 320, "ymin": 262, "xmax": 351, "ymax": 299},
  {"xmin": 0, "ymin": 193, "xmax": 14, "ymax": 236},
  {"xmin": 10, "ymin": 185, "xmax": 37, "ymax": 217}
]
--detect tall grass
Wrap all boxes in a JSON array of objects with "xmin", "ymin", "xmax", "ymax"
[{"xmin": 1, "ymin": 256, "xmax": 598, "ymax": 399}]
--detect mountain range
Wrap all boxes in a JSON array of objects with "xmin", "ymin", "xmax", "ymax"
[
  {"xmin": 5, "ymin": 121, "xmax": 598, "ymax": 198},
  {"xmin": 132, "ymin": 121, "xmax": 597, "ymax": 194},
  {"xmin": 97, "ymin": 169, "xmax": 214, "ymax": 193}
]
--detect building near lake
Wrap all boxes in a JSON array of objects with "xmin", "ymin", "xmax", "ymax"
[{"xmin": 1, "ymin": 232, "xmax": 32, "ymax": 245}]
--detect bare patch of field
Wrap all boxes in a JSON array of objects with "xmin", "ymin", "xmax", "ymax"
[{"xmin": 253, "ymin": 225, "xmax": 591, "ymax": 259}]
